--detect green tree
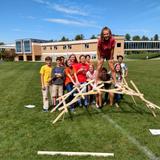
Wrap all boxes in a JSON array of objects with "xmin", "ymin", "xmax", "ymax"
[
  {"xmin": 0, "ymin": 48, "xmax": 5, "ymax": 60},
  {"xmin": 132, "ymin": 35, "xmax": 141, "ymax": 41},
  {"xmin": 0, "ymin": 42, "xmax": 5, "ymax": 45},
  {"xmin": 60, "ymin": 36, "xmax": 69, "ymax": 41},
  {"xmin": 125, "ymin": 33, "xmax": 131, "ymax": 41},
  {"xmin": 74, "ymin": 34, "xmax": 84, "ymax": 40},
  {"xmin": 141, "ymin": 35, "xmax": 149, "ymax": 41},
  {"xmin": 90, "ymin": 35, "xmax": 97, "ymax": 39},
  {"xmin": 154, "ymin": 34, "xmax": 159, "ymax": 41}
]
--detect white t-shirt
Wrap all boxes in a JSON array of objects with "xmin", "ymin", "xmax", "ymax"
[
  {"xmin": 86, "ymin": 70, "xmax": 96, "ymax": 80},
  {"xmin": 120, "ymin": 63, "xmax": 128, "ymax": 76}
]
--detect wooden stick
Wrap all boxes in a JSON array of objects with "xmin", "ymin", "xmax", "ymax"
[
  {"xmin": 123, "ymin": 77, "xmax": 137, "ymax": 106},
  {"xmin": 52, "ymin": 109, "xmax": 67, "ymax": 124},
  {"xmin": 37, "ymin": 151, "xmax": 114, "ymax": 157},
  {"xmin": 51, "ymin": 88, "xmax": 77, "ymax": 112},
  {"xmin": 146, "ymin": 104, "xmax": 156, "ymax": 117}
]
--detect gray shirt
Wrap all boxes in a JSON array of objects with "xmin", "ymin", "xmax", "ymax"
[{"xmin": 52, "ymin": 66, "xmax": 65, "ymax": 85}]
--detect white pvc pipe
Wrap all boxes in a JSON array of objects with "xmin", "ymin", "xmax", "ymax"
[{"xmin": 37, "ymin": 151, "xmax": 114, "ymax": 157}]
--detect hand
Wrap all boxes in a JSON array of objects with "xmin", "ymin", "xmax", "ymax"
[{"xmin": 75, "ymin": 82, "xmax": 80, "ymax": 87}]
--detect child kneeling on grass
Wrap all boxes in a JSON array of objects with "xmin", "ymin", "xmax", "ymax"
[
  {"xmin": 96, "ymin": 67, "xmax": 111, "ymax": 108},
  {"xmin": 51, "ymin": 57, "xmax": 65, "ymax": 108},
  {"xmin": 40, "ymin": 56, "xmax": 53, "ymax": 112}
]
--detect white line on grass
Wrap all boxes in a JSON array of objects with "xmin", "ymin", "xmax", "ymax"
[{"xmin": 95, "ymin": 108, "xmax": 159, "ymax": 160}]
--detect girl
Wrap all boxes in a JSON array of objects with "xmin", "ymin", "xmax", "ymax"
[
  {"xmin": 86, "ymin": 64, "xmax": 96, "ymax": 104},
  {"xmin": 109, "ymin": 63, "xmax": 123, "ymax": 106},
  {"xmin": 96, "ymin": 26, "xmax": 116, "ymax": 86},
  {"xmin": 76, "ymin": 55, "xmax": 89, "ymax": 107},
  {"xmin": 64, "ymin": 59, "xmax": 79, "ymax": 111}
]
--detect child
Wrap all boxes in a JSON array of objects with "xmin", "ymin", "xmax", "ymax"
[
  {"xmin": 95, "ymin": 26, "xmax": 116, "ymax": 86},
  {"xmin": 52, "ymin": 57, "xmax": 65, "ymax": 107},
  {"xmin": 65, "ymin": 59, "xmax": 79, "ymax": 111},
  {"xmin": 85, "ymin": 54, "xmax": 91, "ymax": 65},
  {"xmin": 96, "ymin": 67, "xmax": 111, "ymax": 108},
  {"xmin": 69, "ymin": 54, "xmax": 78, "ymax": 67},
  {"xmin": 117, "ymin": 55, "xmax": 128, "ymax": 78},
  {"xmin": 40, "ymin": 56, "xmax": 53, "ymax": 112},
  {"xmin": 75, "ymin": 55, "xmax": 89, "ymax": 107},
  {"xmin": 60, "ymin": 56, "xmax": 65, "ymax": 67},
  {"xmin": 86, "ymin": 64, "xmax": 96, "ymax": 104},
  {"xmin": 109, "ymin": 63, "xmax": 123, "ymax": 105}
]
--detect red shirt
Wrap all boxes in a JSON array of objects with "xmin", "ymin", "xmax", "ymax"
[
  {"xmin": 75, "ymin": 63, "xmax": 89, "ymax": 83},
  {"xmin": 98, "ymin": 37, "xmax": 116, "ymax": 59}
]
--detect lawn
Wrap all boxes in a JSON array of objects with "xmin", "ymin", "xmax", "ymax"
[
  {"xmin": 125, "ymin": 52, "xmax": 160, "ymax": 60},
  {"xmin": 0, "ymin": 60, "xmax": 160, "ymax": 160}
]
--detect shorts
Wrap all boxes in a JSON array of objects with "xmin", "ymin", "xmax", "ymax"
[
  {"xmin": 52, "ymin": 84, "xmax": 63, "ymax": 97},
  {"xmin": 100, "ymin": 54, "xmax": 111, "ymax": 60}
]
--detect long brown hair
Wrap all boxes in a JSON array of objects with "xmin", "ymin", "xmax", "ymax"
[{"xmin": 100, "ymin": 26, "xmax": 112, "ymax": 41}]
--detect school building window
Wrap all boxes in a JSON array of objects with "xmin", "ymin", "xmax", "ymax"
[
  {"xmin": 43, "ymin": 46, "xmax": 46, "ymax": 50},
  {"xmin": 117, "ymin": 43, "xmax": 121, "ymax": 47},
  {"xmin": 68, "ymin": 45, "xmax": 72, "ymax": 49},
  {"xmin": 85, "ymin": 44, "xmax": 89, "ymax": 48},
  {"xmin": 54, "ymin": 46, "xmax": 58, "ymax": 50},
  {"xmin": 50, "ymin": 46, "xmax": 52, "ymax": 50},
  {"xmin": 63, "ymin": 45, "xmax": 67, "ymax": 50}
]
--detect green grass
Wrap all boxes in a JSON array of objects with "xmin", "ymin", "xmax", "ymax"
[
  {"xmin": 126, "ymin": 52, "xmax": 160, "ymax": 59},
  {"xmin": 0, "ymin": 61, "xmax": 160, "ymax": 160}
]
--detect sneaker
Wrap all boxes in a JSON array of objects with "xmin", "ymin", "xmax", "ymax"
[
  {"xmin": 96, "ymin": 103, "xmax": 99, "ymax": 108},
  {"xmin": 43, "ymin": 109, "xmax": 48, "ymax": 112}
]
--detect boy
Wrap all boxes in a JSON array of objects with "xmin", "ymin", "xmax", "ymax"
[
  {"xmin": 40, "ymin": 56, "xmax": 53, "ymax": 112},
  {"xmin": 117, "ymin": 55, "xmax": 128, "ymax": 78},
  {"xmin": 96, "ymin": 26, "xmax": 116, "ymax": 85},
  {"xmin": 52, "ymin": 57, "xmax": 65, "ymax": 107}
]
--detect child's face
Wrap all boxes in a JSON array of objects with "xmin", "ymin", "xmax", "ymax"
[
  {"xmin": 70, "ymin": 55, "xmax": 76, "ymax": 62},
  {"xmin": 118, "ymin": 57, "xmax": 123, "ymax": 63},
  {"xmin": 86, "ymin": 56, "xmax": 90, "ymax": 62},
  {"xmin": 45, "ymin": 60, "xmax": 52, "ymax": 66},
  {"xmin": 89, "ymin": 65, "xmax": 94, "ymax": 72},
  {"xmin": 103, "ymin": 29, "xmax": 110, "ymax": 41},
  {"xmin": 61, "ymin": 57, "xmax": 64, "ymax": 63},
  {"xmin": 56, "ymin": 60, "xmax": 61, "ymax": 66},
  {"xmin": 115, "ymin": 65, "xmax": 121, "ymax": 72},
  {"xmin": 67, "ymin": 60, "xmax": 72, "ymax": 67},
  {"xmin": 80, "ymin": 56, "xmax": 86, "ymax": 64}
]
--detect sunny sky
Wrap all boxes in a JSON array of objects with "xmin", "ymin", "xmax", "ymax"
[{"xmin": 0, "ymin": 0, "xmax": 160, "ymax": 43}]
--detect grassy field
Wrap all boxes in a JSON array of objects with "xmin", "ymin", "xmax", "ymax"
[
  {"xmin": 0, "ymin": 60, "xmax": 160, "ymax": 160},
  {"xmin": 126, "ymin": 52, "xmax": 160, "ymax": 59}
]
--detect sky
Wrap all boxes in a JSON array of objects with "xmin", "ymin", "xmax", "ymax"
[{"xmin": 0, "ymin": 0, "xmax": 160, "ymax": 43}]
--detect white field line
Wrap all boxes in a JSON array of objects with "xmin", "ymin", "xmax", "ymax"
[
  {"xmin": 95, "ymin": 108, "xmax": 159, "ymax": 160},
  {"xmin": 37, "ymin": 151, "xmax": 114, "ymax": 157}
]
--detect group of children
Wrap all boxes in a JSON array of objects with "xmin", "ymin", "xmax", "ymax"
[{"xmin": 40, "ymin": 54, "xmax": 128, "ymax": 112}]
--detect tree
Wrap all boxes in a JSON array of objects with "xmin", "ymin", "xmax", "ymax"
[
  {"xmin": 60, "ymin": 36, "xmax": 69, "ymax": 41},
  {"xmin": 0, "ymin": 48, "xmax": 5, "ymax": 60},
  {"xmin": 74, "ymin": 34, "xmax": 84, "ymax": 40},
  {"xmin": 0, "ymin": 42, "xmax": 4, "ymax": 45},
  {"xmin": 141, "ymin": 35, "xmax": 149, "ymax": 41},
  {"xmin": 132, "ymin": 35, "xmax": 141, "ymax": 41},
  {"xmin": 0, "ymin": 49, "xmax": 16, "ymax": 61},
  {"xmin": 90, "ymin": 35, "xmax": 97, "ymax": 39},
  {"xmin": 125, "ymin": 33, "xmax": 131, "ymax": 41},
  {"xmin": 153, "ymin": 34, "xmax": 159, "ymax": 41}
]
